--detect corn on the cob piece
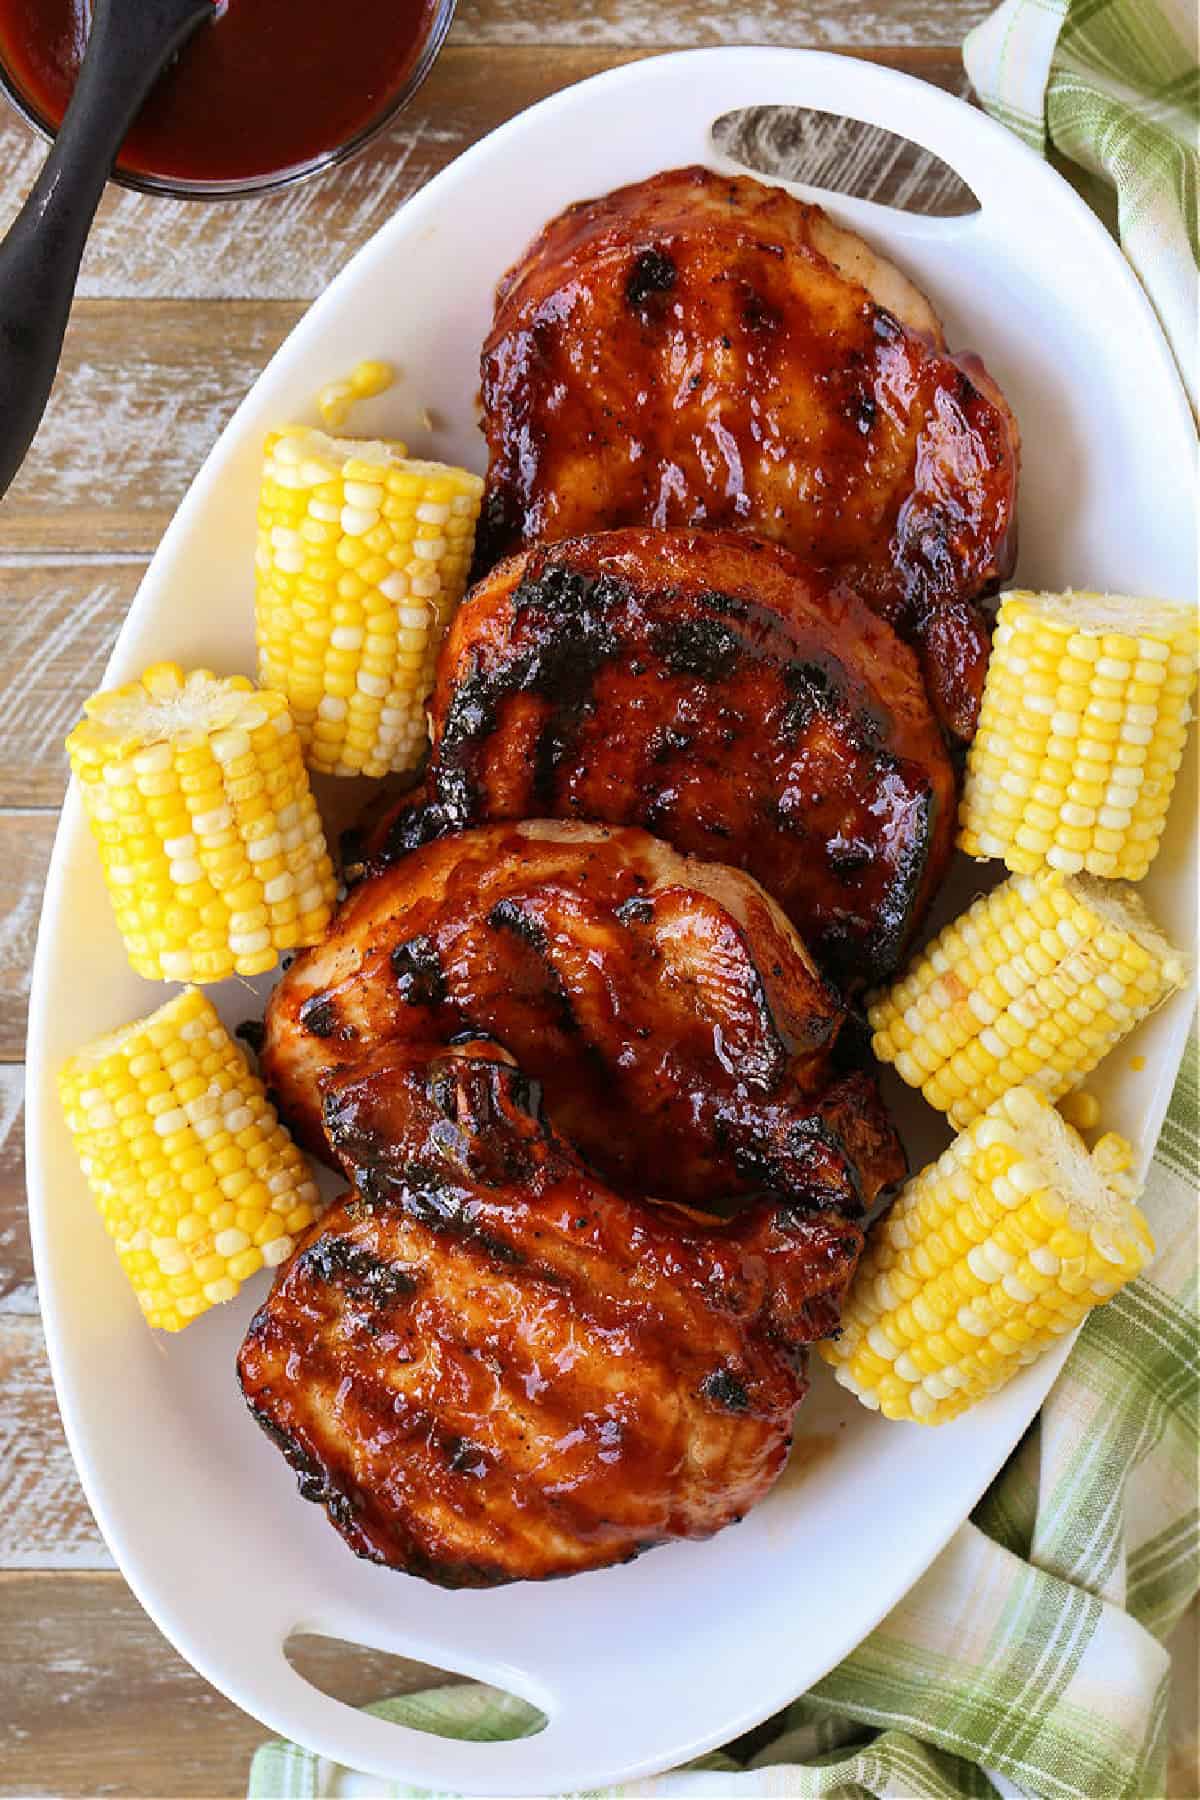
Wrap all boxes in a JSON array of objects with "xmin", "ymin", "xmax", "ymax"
[
  {"xmin": 819, "ymin": 1086, "xmax": 1151, "ymax": 1424},
  {"xmin": 255, "ymin": 426, "xmax": 484, "ymax": 778},
  {"xmin": 66, "ymin": 663, "xmax": 337, "ymax": 984},
  {"xmin": 869, "ymin": 871, "xmax": 1187, "ymax": 1129},
  {"xmin": 59, "ymin": 988, "xmax": 321, "ymax": 1331},
  {"xmin": 959, "ymin": 590, "xmax": 1198, "ymax": 879}
]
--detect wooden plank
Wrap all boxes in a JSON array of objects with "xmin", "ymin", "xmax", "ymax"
[
  {"xmin": 0, "ymin": 813, "xmax": 53, "ymax": 1063},
  {"xmin": 1, "ymin": 302, "xmax": 303, "ymax": 554},
  {"xmin": 0, "ymin": 565, "xmax": 142, "ymax": 806},
  {"xmin": 0, "ymin": 46, "xmax": 965, "ymax": 304},
  {"xmin": 0, "ymin": 1569, "xmax": 455, "ymax": 1797},
  {"xmin": 451, "ymin": 0, "xmax": 992, "ymax": 46},
  {"xmin": 0, "ymin": 1069, "xmax": 29, "ymax": 1316},
  {"xmin": 0, "ymin": 1319, "xmax": 108, "ymax": 1568}
]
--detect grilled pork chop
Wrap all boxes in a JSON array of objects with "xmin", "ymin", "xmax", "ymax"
[
  {"xmin": 354, "ymin": 530, "xmax": 956, "ymax": 987},
  {"xmin": 261, "ymin": 821, "xmax": 904, "ymax": 1212},
  {"xmin": 475, "ymin": 165, "xmax": 1019, "ymax": 739},
  {"xmin": 238, "ymin": 1043, "xmax": 863, "ymax": 1585}
]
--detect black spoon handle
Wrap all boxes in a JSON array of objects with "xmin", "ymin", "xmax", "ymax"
[{"xmin": 0, "ymin": 0, "xmax": 212, "ymax": 498}]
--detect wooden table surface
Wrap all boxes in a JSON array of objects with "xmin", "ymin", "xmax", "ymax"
[{"xmin": 1, "ymin": 2, "xmax": 1196, "ymax": 1794}]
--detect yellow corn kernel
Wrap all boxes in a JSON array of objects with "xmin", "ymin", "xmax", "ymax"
[
  {"xmin": 255, "ymin": 427, "xmax": 484, "ymax": 778},
  {"xmin": 820, "ymin": 1087, "xmax": 1150, "ymax": 1424},
  {"xmin": 66, "ymin": 664, "xmax": 337, "ymax": 983},
  {"xmin": 960, "ymin": 591, "xmax": 1198, "ymax": 880},
  {"xmin": 316, "ymin": 361, "xmax": 396, "ymax": 430},
  {"xmin": 58, "ymin": 989, "xmax": 322, "ymax": 1332},
  {"xmin": 1092, "ymin": 1132, "xmax": 1135, "ymax": 1177},
  {"xmin": 350, "ymin": 360, "xmax": 394, "ymax": 400},
  {"xmin": 1058, "ymin": 1090, "xmax": 1100, "ymax": 1131},
  {"xmin": 869, "ymin": 871, "xmax": 1187, "ymax": 1129}
]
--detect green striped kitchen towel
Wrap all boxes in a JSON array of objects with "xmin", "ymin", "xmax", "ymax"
[
  {"xmin": 964, "ymin": 0, "xmax": 1199, "ymax": 412},
  {"xmin": 249, "ymin": 1035, "xmax": 1198, "ymax": 1800}
]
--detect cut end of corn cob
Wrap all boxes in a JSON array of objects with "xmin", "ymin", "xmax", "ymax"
[
  {"xmin": 59, "ymin": 988, "xmax": 321, "ymax": 1332},
  {"xmin": 66, "ymin": 663, "xmax": 338, "ymax": 984},
  {"xmin": 255, "ymin": 426, "xmax": 485, "ymax": 780},
  {"xmin": 959, "ymin": 589, "xmax": 1198, "ymax": 881},
  {"xmin": 869, "ymin": 869, "xmax": 1188, "ymax": 1130},
  {"xmin": 819, "ymin": 1086, "xmax": 1151, "ymax": 1425}
]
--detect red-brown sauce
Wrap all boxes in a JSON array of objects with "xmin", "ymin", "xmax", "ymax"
[{"xmin": 0, "ymin": 0, "xmax": 441, "ymax": 185}]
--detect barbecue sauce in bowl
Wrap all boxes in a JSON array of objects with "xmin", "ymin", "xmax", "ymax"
[{"xmin": 0, "ymin": 0, "xmax": 450, "ymax": 193}]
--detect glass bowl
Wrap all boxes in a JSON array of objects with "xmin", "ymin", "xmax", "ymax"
[{"xmin": 0, "ymin": 0, "xmax": 457, "ymax": 200}]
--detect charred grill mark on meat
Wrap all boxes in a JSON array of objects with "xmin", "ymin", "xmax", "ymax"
[
  {"xmin": 475, "ymin": 165, "xmax": 1018, "ymax": 739},
  {"xmin": 238, "ymin": 1046, "xmax": 864, "ymax": 1585},
  {"xmin": 261, "ymin": 823, "xmax": 905, "ymax": 1216},
  {"xmin": 356, "ymin": 530, "xmax": 956, "ymax": 989}
]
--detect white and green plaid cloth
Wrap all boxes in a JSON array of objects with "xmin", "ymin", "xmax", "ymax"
[
  {"xmin": 250, "ymin": 8, "xmax": 1199, "ymax": 1794},
  {"xmin": 964, "ymin": 0, "xmax": 1199, "ymax": 412}
]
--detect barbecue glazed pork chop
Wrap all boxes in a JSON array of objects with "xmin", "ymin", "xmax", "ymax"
[
  {"xmin": 354, "ymin": 529, "xmax": 956, "ymax": 987},
  {"xmin": 475, "ymin": 165, "xmax": 1020, "ymax": 739},
  {"xmin": 238, "ymin": 1043, "xmax": 864, "ymax": 1585},
  {"xmin": 262, "ymin": 821, "xmax": 904, "ymax": 1214}
]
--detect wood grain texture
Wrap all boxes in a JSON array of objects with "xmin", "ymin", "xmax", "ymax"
[
  {"xmin": 0, "ymin": 1571, "xmax": 455, "ymax": 1797},
  {"xmin": 1, "ymin": 303, "xmax": 303, "ymax": 553},
  {"xmin": 453, "ymin": 0, "xmax": 992, "ymax": 47},
  {"xmin": 0, "ymin": 813, "xmax": 53, "ymax": 1063},
  {"xmin": 0, "ymin": 1070, "xmax": 29, "ymax": 1315},
  {"xmin": 0, "ymin": 1321, "xmax": 108, "ymax": 1568},
  {"xmin": 0, "ymin": 565, "xmax": 142, "ymax": 805},
  {"xmin": 0, "ymin": 46, "xmax": 965, "ymax": 303}
]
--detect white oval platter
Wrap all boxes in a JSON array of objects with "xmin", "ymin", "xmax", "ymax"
[{"xmin": 26, "ymin": 47, "xmax": 1197, "ymax": 1797}]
